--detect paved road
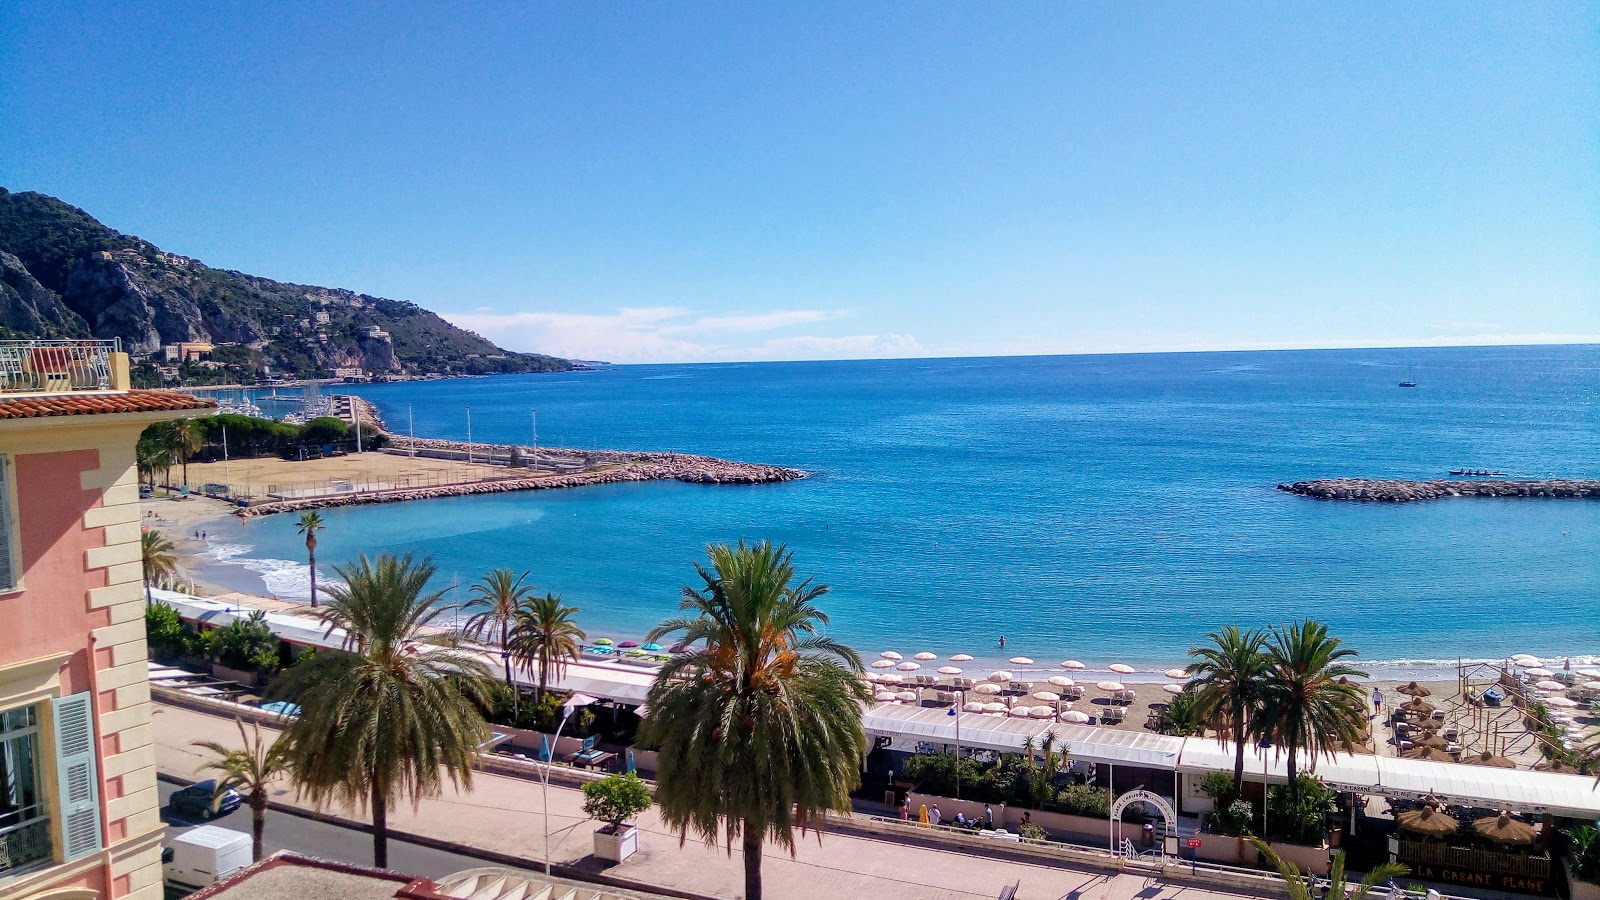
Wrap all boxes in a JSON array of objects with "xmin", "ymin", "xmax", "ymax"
[{"xmin": 156, "ymin": 778, "xmax": 527, "ymax": 880}]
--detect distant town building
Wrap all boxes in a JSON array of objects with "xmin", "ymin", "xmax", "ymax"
[{"xmin": 161, "ymin": 342, "xmax": 213, "ymax": 363}]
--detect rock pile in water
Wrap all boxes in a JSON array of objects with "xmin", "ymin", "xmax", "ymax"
[{"xmin": 1277, "ymin": 478, "xmax": 1600, "ymax": 502}]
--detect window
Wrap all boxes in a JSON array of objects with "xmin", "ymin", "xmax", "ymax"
[{"xmin": 0, "ymin": 703, "xmax": 48, "ymax": 875}]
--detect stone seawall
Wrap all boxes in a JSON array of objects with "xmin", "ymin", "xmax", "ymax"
[{"xmin": 1278, "ymin": 478, "xmax": 1600, "ymax": 502}]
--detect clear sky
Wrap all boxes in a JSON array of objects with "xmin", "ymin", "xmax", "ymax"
[{"xmin": 3, "ymin": 3, "xmax": 1596, "ymax": 363}]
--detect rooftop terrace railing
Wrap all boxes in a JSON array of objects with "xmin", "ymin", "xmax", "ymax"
[{"xmin": 0, "ymin": 339, "xmax": 124, "ymax": 394}]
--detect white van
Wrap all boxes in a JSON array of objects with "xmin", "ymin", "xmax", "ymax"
[{"xmin": 163, "ymin": 825, "xmax": 252, "ymax": 892}]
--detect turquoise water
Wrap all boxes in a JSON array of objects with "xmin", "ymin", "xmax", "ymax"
[{"xmin": 193, "ymin": 345, "xmax": 1600, "ymax": 675}]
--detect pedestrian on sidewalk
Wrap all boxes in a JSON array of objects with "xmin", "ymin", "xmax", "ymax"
[
  {"xmin": 929, "ymin": 804, "xmax": 942, "ymax": 827},
  {"xmin": 897, "ymin": 798, "xmax": 909, "ymax": 821}
]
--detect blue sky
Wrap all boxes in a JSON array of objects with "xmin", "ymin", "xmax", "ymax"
[{"xmin": 2, "ymin": 3, "xmax": 1596, "ymax": 363}]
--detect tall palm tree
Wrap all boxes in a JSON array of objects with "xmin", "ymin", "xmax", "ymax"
[
  {"xmin": 294, "ymin": 512, "xmax": 326, "ymax": 607},
  {"xmin": 1252, "ymin": 839, "xmax": 1405, "ymax": 900},
  {"xmin": 1186, "ymin": 625, "xmax": 1269, "ymax": 795},
  {"xmin": 193, "ymin": 718, "xmax": 292, "ymax": 861},
  {"xmin": 172, "ymin": 418, "xmax": 204, "ymax": 489},
  {"xmin": 637, "ymin": 540, "xmax": 870, "ymax": 900},
  {"xmin": 141, "ymin": 529, "xmax": 178, "ymax": 604},
  {"xmin": 507, "ymin": 592, "xmax": 586, "ymax": 702},
  {"xmin": 136, "ymin": 433, "xmax": 165, "ymax": 490},
  {"xmin": 280, "ymin": 552, "xmax": 492, "ymax": 868},
  {"xmin": 1258, "ymin": 620, "xmax": 1368, "ymax": 798},
  {"xmin": 463, "ymin": 569, "xmax": 536, "ymax": 714}
]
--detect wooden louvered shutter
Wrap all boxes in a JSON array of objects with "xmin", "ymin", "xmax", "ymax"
[{"xmin": 53, "ymin": 692, "xmax": 102, "ymax": 861}]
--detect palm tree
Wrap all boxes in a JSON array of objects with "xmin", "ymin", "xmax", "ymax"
[
  {"xmin": 141, "ymin": 529, "xmax": 178, "ymax": 604},
  {"xmin": 192, "ymin": 718, "xmax": 292, "ymax": 861},
  {"xmin": 294, "ymin": 512, "xmax": 326, "ymax": 607},
  {"xmin": 136, "ymin": 433, "xmax": 166, "ymax": 490},
  {"xmin": 1257, "ymin": 620, "xmax": 1368, "ymax": 798},
  {"xmin": 507, "ymin": 592, "xmax": 586, "ymax": 703},
  {"xmin": 172, "ymin": 418, "xmax": 204, "ymax": 489},
  {"xmin": 463, "ymin": 569, "xmax": 535, "ymax": 714},
  {"xmin": 637, "ymin": 540, "xmax": 870, "ymax": 900},
  {"xmin": 280, "ymin": 552, "xmax": 492, "ymax": 868},
  {"xmin": 1251, "ymin": 838, "xmax": 1406, "ymax": 900},
  {"xmin": 1186, "ymin": 625, "xmax": 1269, "ymax": 795}
]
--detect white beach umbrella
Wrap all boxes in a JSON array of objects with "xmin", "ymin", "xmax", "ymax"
[
  {"xmin": 1029, "ymin": 706, "xmax": 1055, "ymax": 718},
  {"xmin": 983, "ymin": 702, "xmax": 1008, "ymax": 713},
  {"xmin": 1525, "ymin": 667, "xmax": 1554, "ymax": 678},
  {"xmin": 1097, "ymin": 681, "xmax": 1125, "ymax": 692},
  {"xmin": 874, "ymin": 691, "xmax": 897, "ymax": 702},
  {"xmin": 1032, "ymin": 690, "xmax": 1062, "ymax": 702},
  {"xmin": 1546, "ymin": 696, "xmax": 1579, "ymax": 708},
  {"xmin": 1062, "ymin": 710, "xmax": 1091, "ymax": 724},
  {"xmin": 1109, "ymin": 663, "xmax": 1136, "ymax": 675},
  {"xmin": 870, "ymin": 659, "xmax": 896, "ymax": 669},
  {"xmin": 1576, "ymin": 667, "xmax": 1600, "ymax": 678},
  {"xmin": 864, "ymin": 672, "xmax": 881, "ymax": 682},
  {"xmin": 1162, "ymin": 683, "xmax": 1184, "ymax": 694},
  {"xmin": 914, "ymin": 651, "xmax": 938, "ymax": 660},
  {"xmin": 937, "ymin": 665, "xmax": 964, "ymax": 675},
  {"xmin": 1009, "ymin": 706, "xmax": 1032, "ymax": 718},
  {"xmin": 950, "ymin": 654, "xmax": 974, "ymax": 662},
  {"xmin": 1164, "ymin": 668, "xmax": 1189, "ymax": 679},
  {"xmin": 880, "ymin": 651, "xmax": 903, "ymax": 660},
  {"xmin": 1061, "ymin": 660, "xmax": 1086, "ymax": 670},
  {"xmin": 1582, "ymin": 681, "xmax": 1600, "ymax": 691},
  {"xmin": 1534, "ymin": 680, "xmax": 1564, "ymax": 691},
  {"xmin": 1047, "ymin": 676, "xmax": 1075, "ymax": 688},
  {"xmin": 1009, "ymin": 657, "xmax": 1035, "ymax": 666},
  {"xmin": 963, "ymin": 701, "xmax": 986, "ymax": 712},
  {"xmin": 1512, "ymin": 655, "xmax": 1540, "ymax": 665},
  {"xmin": 879, "ymin": 674, "xmax": 902, "ymax": 684},
  {"xmin": 895, "ymin": 691, "xmax": 917, "ymax": 702},
  {"xmin": 973, "ymin": 683, "xmax": 1002, "ymax": 695},
  {"xmin": 988, "ymin": 671, "xmax": 1013, "ymax": 682},
  {"xmin": 897, "ymin": 662, "xmax": 922, "ymax": 671}
]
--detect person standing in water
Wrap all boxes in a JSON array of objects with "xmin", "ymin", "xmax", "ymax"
[{"xmin": 999, "ymin": 635, "xmax": 1006, "ymax": 649}]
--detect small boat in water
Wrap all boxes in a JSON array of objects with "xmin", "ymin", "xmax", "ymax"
[
  {"xmin": 1398, "ymin": 380, "xmax": 1417, "ymax": 388},
  {"xmin": 1448, "ymin": 469, "xmax": 1508, "ymax": 477}
]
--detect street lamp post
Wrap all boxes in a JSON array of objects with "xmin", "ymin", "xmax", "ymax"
[
  {"xmin": 1258, "ymin": 738, "xmax": 1273, "ymax": 837},
  {"xmin": 542, "ymin": 693, "xmax": 597, "ymax": 876},
  {"xmin": 946, "ymin": 690, "xmax": 965, "ymax": 799}
]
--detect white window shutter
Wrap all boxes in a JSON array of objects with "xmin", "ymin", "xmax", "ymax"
[{"xmin": 53, "ymin": 692, "xmax": 102, "ymax": 861}]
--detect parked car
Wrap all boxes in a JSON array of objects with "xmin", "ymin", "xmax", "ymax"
[{"xmin": 169, "ymin": 780, "xmax": 242, "ymax": 819}]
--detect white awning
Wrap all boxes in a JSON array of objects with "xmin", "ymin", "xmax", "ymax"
[
  {"xmin": 150, "ymin": 588, "xmax": 347, "ymax": 649},
  {"xmin": 862, "ymin": 704, "xmax": 1183, "ymax": 767}
]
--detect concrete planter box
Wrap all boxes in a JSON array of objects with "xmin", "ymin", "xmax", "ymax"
[
  {"xmin": 904, "ymin": 791, "xmax": 1147, "ymax": 846},
  {"xmin": 593, "ymin": 824, "xmax": 639, "ymax": 863},
  {"xmin": 211, "ymin": 663, "xmax": 263, "ymax": 687},
  {"xmin": 1193, "ymin": 833, "xmax": 1330, "ymax": 875},
  {"xmin": 1566, "ymin": 860, "xmax": 1600, "ymax": 900}
]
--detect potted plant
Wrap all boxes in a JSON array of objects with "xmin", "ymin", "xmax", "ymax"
[
  {"xmin": 1566, "ymin": 825, "xmax": 1600, "ymax": 900},
  {"xmin": 583, "ymin": 772, "xmax": 652, "ymax": 863}
]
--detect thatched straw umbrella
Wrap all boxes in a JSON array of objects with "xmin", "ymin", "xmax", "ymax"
[
  {"xmin": 1397, "ymin": 681, "xmax": 1432, "ymax": 697},
  {"xmin": 1416, "ymin": 734, "xmax": 1450, "ymax": 751},
  {"xmin": 1400, "ymin": 697, "xmax": 1435, "ymax": 717},
  {"xmin": 1463, "ymin": 750, "xmax": 1517, "ymax": 769},
  {"xmin": 1534, "ymin": 757, "xmax": 1578, "ymax": 774},
  {"xmin": 1403, "ymin": 746, "xmax": 1457, "ymax": 763},
  {"xmin": 1397, "ymin": 804, "xmax": 1461, "ymax": 838},
  {"xmin": 1474, "ymin": 812, "xmax": 1537, "ymax": 846}
]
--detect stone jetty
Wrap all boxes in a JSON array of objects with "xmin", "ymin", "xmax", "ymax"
[{"xmin": 1278, "ymin": 478, "xmax": 1600, "ymax": 503}]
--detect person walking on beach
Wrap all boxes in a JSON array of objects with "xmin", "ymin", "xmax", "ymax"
[{"xmin": 1372, "ymin": 687, "xmax": 1383, "ymax": 717}]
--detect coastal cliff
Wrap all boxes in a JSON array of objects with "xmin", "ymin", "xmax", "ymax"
[{"xmin": 1278, "ymin": 478, "xmax": 1600, "ymax": 502}]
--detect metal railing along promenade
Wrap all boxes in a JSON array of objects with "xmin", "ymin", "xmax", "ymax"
[{"xmin": 0, "ymin": 339, "xmax": 120, "ymax": 393}]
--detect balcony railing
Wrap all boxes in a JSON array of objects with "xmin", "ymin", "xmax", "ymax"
[
  {"xmin": 0, "ymin": 339, "xmax": 124, "ymax": 394},
  {"xmin": 0, "ymin": 817, "xmax": 51, "ymax": 874}
]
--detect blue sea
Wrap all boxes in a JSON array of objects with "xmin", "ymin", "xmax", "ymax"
[{"xmin": 191, "ymin": 345, "xmax": 1600, "ymax": 678}]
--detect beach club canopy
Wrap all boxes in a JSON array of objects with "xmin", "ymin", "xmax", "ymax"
[
  {"xmin": 1008, "ymin": 657, "xmax": 1035, "ymax": 665},
  {"xmin": 870, "ymin": 659, "xmax": 896, "ymax": 669},
  {"xmin": 1163, "ymin": 668, "xmax": 1188, "ymax": 680},
  {"xmin": 914, "ymin": 652, "xmax": 938, "ymax": 660},
  {"xmin": 1097, "ymin": 681, "xmax": 1125, "ymax": 692},
  {"xmin": 1475, "ymin": 812, "xmax": 1538, "ymax": 846},
  {"xmin": 938, "ymin": 666, "xmax": 964, "ymax": 675},
  {"xmin": 1109, "ymin": 663, "xmax": 1135, "ymax": 675},
  {"xmin": 950, "ymin": 654, "xmax": 974, "ymax": 662},
  {"xmin": 880, "ymin": 651, "xmax": 903, "ymax": 660},
  {"xmin": 1047, "ymin": 676, "xmax": 1075, "ymax": 688},
  {"xmin": 972, "ymin": 683, "xmax": 1002, "ymax": 695}
]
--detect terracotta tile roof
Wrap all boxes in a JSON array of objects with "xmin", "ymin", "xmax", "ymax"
[{"xmin": 0, "ymin": 389, "xmax": 216, "ymax": 420}]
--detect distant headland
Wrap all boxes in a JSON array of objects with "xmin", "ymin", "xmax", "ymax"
[{"xmin": 1278, "ymin": 478, "xmax": 1600, "ymax": 502}]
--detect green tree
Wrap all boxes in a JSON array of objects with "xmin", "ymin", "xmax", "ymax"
[
  {"xmin": 1251, "ymin": 838, "xmax": 1406, "ymax": 900},
  {"xmin": 145, "ymin": 601, "xmax": 186, "ymax": 658},
  {"xmin": 463, "ymin": 569, "xmax": 535, "ymax": 715},
  {"xmin": 637, "ymin": 540, "xmax": 870, "ymax": 900},
  {"xmin": 280, "ymin": 553, "xmax": 492, "ymax": 868},
  {"xmin": 507, "ymin": 592, "xmax": 586, "ymax": 702},
  {"xmin": 1186, "ymin": 625, "xmax": 1269, "ymax": 795},
  {"xmin": 213, "ymin": 610, "xmax": 279, "ymax": 671},
  {"xmin": 582, "ymin": 772, "xmax": 654, "ymax": 833},
  {"xmin": 300, "ymin": 416, "xmax": 350, "ymax": 448},
  {"xmin": 1257, "ymin": 621, "xmax": 1368, "ymax": 800},
  {"xmin": 193, "ymin": 719, "xmax": 293, "ymax": 861},
  {"xmin": 294, "ymin": 512, "xmax": 326, "ymax": 608},
  {"xmin": 141, "ymin": 529, "xmax": 178, "ymax": 604}
]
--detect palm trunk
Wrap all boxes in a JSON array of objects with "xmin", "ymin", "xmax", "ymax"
[
  {"xmin": 742, "ymin": 821, "xmax": 763, "ymax": 900},
  {"xmin": 503, "ymin": 622, "xmax": 517, "ymax": 718},
  {"xmin": 1232, "ymin": 710, "xmax": 1247, "ymax": 795},
  {"xmin": 307, "ymin": 544, "xmax": 318, "ymax": 608},
  {"xmin": 182, "ymin": 455, "xmax": 189, "ymax": 489},
  {"xmin": 250, "ymin": 793, "xmax": 267, "ymax": 861},
  {"xmin": 371, "ymin": 781, "xmax": 388, "ymax": 868}
]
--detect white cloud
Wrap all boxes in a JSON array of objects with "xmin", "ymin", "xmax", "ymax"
[{"xmin": 444, "ymin": 305, "xmax": 920, "ymax": 364}]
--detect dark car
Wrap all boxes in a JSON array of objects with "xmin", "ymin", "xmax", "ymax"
[{"xmin": 168, "ymin": 780, "xmax": 242, "ymax": 819}]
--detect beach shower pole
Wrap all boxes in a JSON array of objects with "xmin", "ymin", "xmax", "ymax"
[
  {"xmin": 531, "ymin": 408, "xmax": 537, "ymax": 471},
  {"xmin": 408, "ymin": 404, "xmax": 415, "ymax": 454},
  {"xmin": 466, "ymin": 406, "xmax": 473, "ymax": 466}
]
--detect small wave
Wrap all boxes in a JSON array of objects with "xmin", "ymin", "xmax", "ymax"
[{"xmin": 207, "ymin": 542, "xmax": 320, "ymax": 602}]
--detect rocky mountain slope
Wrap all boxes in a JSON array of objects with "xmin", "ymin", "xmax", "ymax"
[{"xmin": 0, "ymin": 188, "xmax": 571, "ymax": 377}]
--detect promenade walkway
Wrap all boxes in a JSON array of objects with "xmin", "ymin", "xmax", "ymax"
[{"xmin": 151, "ymin": 702, "xmax": 1271, "ymax": 900}]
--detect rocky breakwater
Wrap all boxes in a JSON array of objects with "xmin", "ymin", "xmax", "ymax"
[{"xmin": 1278, "ymin": 478, "xmax": 1600, "ymax": 503}]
